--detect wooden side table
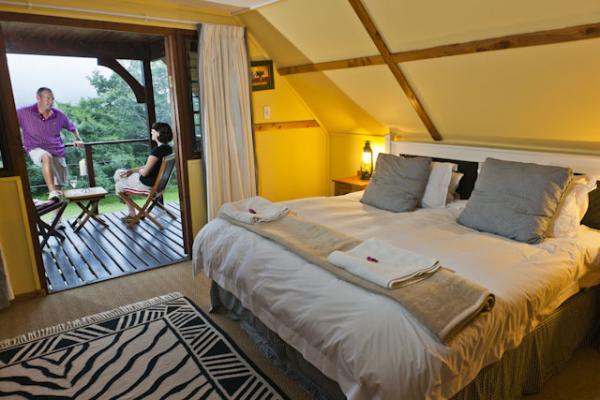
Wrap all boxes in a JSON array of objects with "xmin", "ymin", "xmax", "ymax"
[
  {"xmin": 332, "ymin": 175, "xmax": 369, "ymax": 196},
  {"xmin": 64, "ymin": 186, "xmax": 109, "ymax": 232}
]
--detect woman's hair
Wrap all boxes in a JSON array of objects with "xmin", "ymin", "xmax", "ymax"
[{"xmin": 152, "ymin": 122, "xmax": 173, "ymax": 144}]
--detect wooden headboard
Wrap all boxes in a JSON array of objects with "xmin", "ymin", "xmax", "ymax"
[{"xmin": 386, "ymin": 138, "xmax": 600, "ymax": 229}]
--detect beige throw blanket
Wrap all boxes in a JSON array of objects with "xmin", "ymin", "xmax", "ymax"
[{"xmin": 220, "ymin": 213, "xmax": 495, "ymax": 343}]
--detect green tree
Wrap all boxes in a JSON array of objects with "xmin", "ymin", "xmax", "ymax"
[{"xmin": 27, "ymin": 59, "xmax": 175, "ymax": 198}]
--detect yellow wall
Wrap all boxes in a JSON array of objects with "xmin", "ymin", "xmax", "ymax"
[
  {"xmin": 240, "ymin": 10, "xmax": 387, "ymax": 136},
  {"xmin": 241, "ymin": 10, "xmax": 390, "ymax": 197},
  {"xmin": 255, "ymin": 127, "xmax": 328, "ymax": 201},
  {"xmin": 249, "ymin": 36, "xmax": 330, "ymax": 201},
  {"xmin": 0, "ymin": 177, "xmax": 40, "ymax": 295},
  {"xmin": 329, "ymin": 133, "xmax": 386, "ymax": 188}
]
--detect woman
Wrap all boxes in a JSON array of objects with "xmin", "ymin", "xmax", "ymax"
[{"xmin": 114, "ymin": 122, "xmax": 173, "ymax": 223}]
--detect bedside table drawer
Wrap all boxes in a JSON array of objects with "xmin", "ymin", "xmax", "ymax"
[
  {"xmin": 334, "ymin": 182, "xmax": 354, "ymax": 196},
  {"xmin": 332, "ymin": 176, "xmax": 369, "ymax": 196}
]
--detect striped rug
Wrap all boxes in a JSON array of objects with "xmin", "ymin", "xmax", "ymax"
[{"xmin": 0, "ymin": 293, "xmax": 288, "ymax": 399}]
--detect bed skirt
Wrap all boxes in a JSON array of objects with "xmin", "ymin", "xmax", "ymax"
[{"xmin": 210, "ymin": 282, "xmax": 600, "ymax": 400}]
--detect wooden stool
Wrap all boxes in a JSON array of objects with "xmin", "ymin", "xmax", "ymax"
[
  {"xmin": 34, "ymin": 199, "xmax": 68, "ymax": 249},
  {"xmin": 64, "ymin": 187, "xmax": 109, "ymax": 232}
]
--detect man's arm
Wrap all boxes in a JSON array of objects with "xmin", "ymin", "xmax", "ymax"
[
  {"xmin": 61, "ymin": 111, "xmax": 83, "ymax": 148},
  {"xmin": 71, "ymin": 128, "xmax": 84, "ymax": 148}
]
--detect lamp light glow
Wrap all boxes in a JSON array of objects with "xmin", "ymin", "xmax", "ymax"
[{"xmin": 360, "ymin": 140, "xmax": 373, "ymax": 180}]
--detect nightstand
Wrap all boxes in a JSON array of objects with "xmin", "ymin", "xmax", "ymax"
[{"xmin": 332, "ymin": 175, "xmax": 369, "ymax": 196}]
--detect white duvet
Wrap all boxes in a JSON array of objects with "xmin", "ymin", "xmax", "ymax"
[{"xmin": 192, "ymin": 192, "xmax": 600, "ymax": 400}]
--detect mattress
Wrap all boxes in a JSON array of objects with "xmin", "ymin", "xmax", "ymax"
[{"xmin": 192, "ymin": 192, "xmax": 600, "ymax": 399}]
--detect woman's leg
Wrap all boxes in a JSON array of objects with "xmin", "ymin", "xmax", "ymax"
[
  {"xmin": 122, "ymin": 172, "xmax": 148, "ymax": 218},
  {"xmin": 113, "ymin": 169, "xmax": 127, "ymax": 196}
]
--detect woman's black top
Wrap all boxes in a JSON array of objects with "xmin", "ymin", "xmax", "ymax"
[{"xmin": 140, "ymin": 144, "xmax": 173, "ymax": 186}]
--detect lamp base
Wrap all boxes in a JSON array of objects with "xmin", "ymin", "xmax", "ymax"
[{"xmin": 360, "ymin": 171, "xmax": 371, "ymax": 180}]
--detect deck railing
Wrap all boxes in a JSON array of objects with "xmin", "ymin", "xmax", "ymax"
[
  {"xmin": 29, "ymin": 138, "xmax": 151, "ymax": 195},
  {"xmin": 65, "ymin": 138, "xmax": 150, "ymax": 187}
]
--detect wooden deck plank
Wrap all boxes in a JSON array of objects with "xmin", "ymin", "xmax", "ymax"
[
  {"xmin": 102, "ymin": 212, "xmax": 172, "ymax": 264},
  {"xmin": 133, "ymin": 221, "xmax": 185, "ymax": 259},
  {"xmin": 159, "ymin": 212, "xmax": 184, "ymax": 236},
  {"xmin": 46, "ymin": 237, "xmax": 82, "ymax": 287},
  {"xmin": 166, "ymin": 202, "xmax": 182, "ymax": 217},
  {"xmin": 157, "ymin": 205, "xmax": 184, "ymax": 239},
  {"xmin": 41, "ymin": 246, "xmax": 67, "ymax": 292},
  {"xmin": 89, "ymin": 216, "xmax": 155, "ymax": 268},
  {"xmin": 103, "ymin": 212, "xmax": 174, "ymax": 265},
  {"xmin": 80, "ymin": 221, "xmax": 139, "ymax": 272},
  {"xmin": 134, "ymin": 213, "xmax": 186, "ymax": 255},
  {"xmin": 137, "ymin": 222, "xmax": 184, "ymax": 253},
  {"xmin": 61, "ymin": 224, "xmax": 112, "ymax": 280},
  {"xmin": 58, "ymin": 225, "xmax": 98, "ymax": 283},
  {"xmin": 73, "ymin": 223, "xmax": 132, "ymax": 276},
  {"xmin": 167, "ymin": 202, "xmax": 180, "ymax": 211},
  {"xmin": 114, "ymin": 210, "xmax": 183, "ymax": 260},
  {"xmin": 41, "ymin": 201, "xmax": 186, "ymax": 293},
  {"xmin": 159, "ymin": 219, "xmax": 184, "ymax": 242}
]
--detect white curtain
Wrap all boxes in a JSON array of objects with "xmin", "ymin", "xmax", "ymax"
[{"xmin": 198, "ymin": 23, "xmax": 257, "ymax": 220}]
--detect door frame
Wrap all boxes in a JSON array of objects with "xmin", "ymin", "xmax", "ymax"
[{"xmin": 0, "ymin": 11, "xmax": 197, "ymax": 294}]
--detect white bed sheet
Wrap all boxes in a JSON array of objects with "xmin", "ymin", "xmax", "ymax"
[{"xmin": 192, "ymin": 192, "xmax": 600, "ymax": 400}]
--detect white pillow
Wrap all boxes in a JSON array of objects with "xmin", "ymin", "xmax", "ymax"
[
  {"xmin": 422, "ymin": 162, "xmax": 457, "ymax": 208},
  {"xmin": 446, "ymin": 171, "xmax": 464, "ymax": 203},
  {"xmin": 547, "ymin": 175, "xmax": 597, "ymax": 238}
]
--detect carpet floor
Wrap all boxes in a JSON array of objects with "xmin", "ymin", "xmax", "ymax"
[
  {"xmin": 1, "ymin": 261, "xmax": 599, "ymax": 399},
  {"xmin": 1, "ymin": 293, "xmax": 288, "ymax": 399}
]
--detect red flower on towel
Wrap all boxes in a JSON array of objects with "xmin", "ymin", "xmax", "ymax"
[
  {"xmin": 248, "ymin": 208, "xmax": 257, "ymax": 214},
  {"xmin": 366, "ymin": 256, "xmax": 379, "ymax": 263}
]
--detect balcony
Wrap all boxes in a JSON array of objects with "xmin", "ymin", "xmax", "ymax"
[
  {"xmin": 41, "ymin": 201, "xmax": 185, "ymax": 292},
  {"xmin": 34, "ymin": 138, "xmax": 184, "ymax": 293}
]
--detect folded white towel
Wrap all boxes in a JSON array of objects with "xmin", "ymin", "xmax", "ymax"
[
  {"xmin": 327, "ymin": 238, "xmax": 440, "ymax": 289},
  {"xmin": 218, "ymin": 196, "xmax": 289, "ymax": 224}
]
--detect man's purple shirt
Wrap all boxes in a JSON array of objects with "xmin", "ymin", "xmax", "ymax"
[{"xmin": 17, "ymin": 104, "xmax": 77, "ymax": 158}]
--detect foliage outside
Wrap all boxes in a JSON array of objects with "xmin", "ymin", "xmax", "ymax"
[{"xmin": 25, "ymin": 59, "xmax": 176, "ymax": 201}]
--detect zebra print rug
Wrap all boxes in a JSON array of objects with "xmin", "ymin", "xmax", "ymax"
[{"xmin": 0, "ymin": 293, "xmax": 289, "ymax": 399}]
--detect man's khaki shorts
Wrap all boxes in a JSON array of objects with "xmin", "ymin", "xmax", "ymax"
[{"xmin": 28, "ymin": 148, "xmax": 68, "ymax": 187}]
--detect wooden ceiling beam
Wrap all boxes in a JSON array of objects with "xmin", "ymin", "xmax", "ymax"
[
  {"xmin": 4, "ymin": 36, "xmax": 153, "ymax": 60},
  {"xmin": 347, "ymin": 0, "xmax": 441, "ymax": 141},
  {"xmin": 97, "ymin": 58, "xmax": 146, "ymax": 103},
  {"xmin": 278, "ymin": 22, "xmax": 600, "ymax": 76}
]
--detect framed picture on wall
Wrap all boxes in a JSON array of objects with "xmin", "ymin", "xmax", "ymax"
[{"xmin": 250, "ymin": 60, "xmax": 274, "ymax": 91}]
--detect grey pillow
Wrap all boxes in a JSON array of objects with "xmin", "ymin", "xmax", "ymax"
[
  {"xmin": 458, "ymin": 158, "xmax": 572, "ymax": 243},
  {"xmin": 361, "ymin": 154, "xmax": 431, "ymax": 212}
]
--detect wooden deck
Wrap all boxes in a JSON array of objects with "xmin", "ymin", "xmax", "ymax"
[{"xmin": 41, "ymin": 202, "xmax": 187, "ymax": 293}]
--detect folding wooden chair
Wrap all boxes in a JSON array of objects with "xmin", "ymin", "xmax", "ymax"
[
  {"xmin": 34, "ymin": 199, "xmax": 68, "ymax": 249},
  {"xmin": 119, "ymin": 154, "xmax": 177, "ymax": 230}
]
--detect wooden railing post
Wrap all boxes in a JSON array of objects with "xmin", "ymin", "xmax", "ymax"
[{"xmin": 84, "ymin": 143, "xmax": 96, "ymax": 187}]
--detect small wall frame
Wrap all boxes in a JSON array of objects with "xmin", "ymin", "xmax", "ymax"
[{"xmin": 250, "ymin": 60, "xmax": 274, "ymax": 91}]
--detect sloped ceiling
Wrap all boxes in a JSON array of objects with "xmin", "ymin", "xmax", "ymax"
[{"xmin": 241, "ymin": 0, "xmax": 600, "ymax": 153}]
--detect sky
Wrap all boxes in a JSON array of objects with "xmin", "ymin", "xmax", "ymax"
[{"xmin": 7, "ymin": 54, "xmax": 112, "ymax": 108}]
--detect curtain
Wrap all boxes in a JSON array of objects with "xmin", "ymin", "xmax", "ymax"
[
  {"xmin": 0, "ymin": 242, "xmax": 14, "ymax": 309},
  {"xmin": 198, "ymin": 23, "xmax": 257, "ymax": 220}
]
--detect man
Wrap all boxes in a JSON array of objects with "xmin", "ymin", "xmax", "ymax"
[{"xmin": 17, "ymin": 87, "xmax": 84, "ymax": 201}]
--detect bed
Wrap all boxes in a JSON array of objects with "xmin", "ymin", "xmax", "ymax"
[{"xmin": 192, "ymin": 142, "xmax": 600, "ymax": 399}]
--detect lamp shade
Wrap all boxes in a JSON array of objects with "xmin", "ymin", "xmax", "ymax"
[{"xmin": 360, "ymin": 140, "xmax": 373, "ymax": 180}]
